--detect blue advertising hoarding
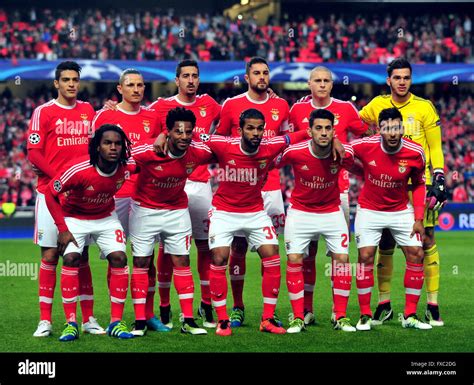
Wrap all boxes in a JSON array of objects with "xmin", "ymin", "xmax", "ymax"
[{"xmin": 0, "ymin": 60, "xmax": 473, "ymax": 83}]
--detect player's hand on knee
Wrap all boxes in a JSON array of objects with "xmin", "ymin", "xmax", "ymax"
[
  {"xmin": 57, "ymin": 231, "xmax": 78, "ymax": 256},
  {"xmin": 410, "ymin": 220, "xmax": 425, "ymax": 242}
]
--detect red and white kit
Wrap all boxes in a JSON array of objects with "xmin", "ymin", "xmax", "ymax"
[
  {"xmin": 351, "ymin": 135, "xmax": 426, "ymax": 248},
  {"xmin": 150, "ymin": 94, "xmax": 221, "ymax": 239},
  {"xmin": 129, "ymin": 140, "xmax": 214, "ymax": 256},
  {"xmin": 277, "ymin": 140, "xmax": 355, "ymax": 255},
  {"xmin": 92, "ymin": 105, "xmax": 160, "ymax": 234},
  {"xmin": 216, "ymin": 92, "xmax": 290, "ymax": 233},
  {"xmin": 28, "ymin": 99, "xmax": 95, "ymax": 247},
  {"xmin": 289, "ymin": 97, "xmax": 367, "ymax": 225}
]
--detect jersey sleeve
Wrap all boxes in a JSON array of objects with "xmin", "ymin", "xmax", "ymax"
[
  {"xmin": 423, "ymin": 101, "xmax": 444, "ymax": 173},
  {"xmin": 215, "ymin": 99, "xmax": 232, "ymax": 136},
  {"xmin": 359, "ymin": 100, "xmax": 378, "ymax": 126},
  {"xmin": 130, "ymin": 141, "xmax": 154, "ymax": 165},
  {"xmin": 341, "ymin": 144, "xmax": 355, "ymax": 170},
  {"xmin": 410, "ymin": 151, "xmax": 427, "ymax": 220},
  {"xmin": 275, "ymin": 148, "xmax": 292, "ymax": 168},
  {"xmin": 288, "ymin": 104, "xmax": 298, "ymax": 133},
  {"xmin": 149, "ymin": 99, "xmax": 166, "ymax": 134},
  {"xmin": 27, "ymin": 106, "xmax": 49, "ymax": 151},
  {"xmin": 346, "ymin": 103, "xmax": 369, "ymax": 137},
  {"xmin": 91, "ymin": 109, "xmax": 109, "ymax": 131},
  {"xmin": 190, "ymin": 141, "xmax": 215, "ymax": 164},
  {"xmin": 279, "ymin": 102, "xmax": 291, "ymax": 134}
]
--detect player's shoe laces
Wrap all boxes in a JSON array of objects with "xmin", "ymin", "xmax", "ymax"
[
  {"xmin": 334, "ymin": 317, "xmax": 356, "ymax": 332},
  {"xmin": 216, "ymin": 320, "xmax": 232, "ymax": 336},
  {"xmin": 81, "ymin": 316, "xmax": 106, "ymax": 335},
  {"xmin": 260, "ymin": 318, "xmax": 287, "ymax": 334},
  {"xmin": 230, "ymin": 307, "xmax": 245, "ymax": 328},
  {"xmin": 33, "ymin": 320, "xmax": 52, "ymax": 337},
  {"xmin": 160, "ymin": 305, "xmax": 173, "ymax": 329},
  {"xmin": 131, "ymin": 320, "xmax": 148, "ymax": 337},
  {"xmin": 425, "ymin": 304, "xmax": 444, "ymax": 327},
  {"xmin": 59, "ymin": 322, "xmax": 79, "ymax": 342},
  {"xmin": 356, "ymin": 315, "xmax": 372, "ymax": 331},
  {"xmin": 198, "ymin": 302, "xmax": 217, "ymax": 328},
  {"xmin": 146, "ymin": 316, "xmax": 171, "ymax": 332},
  {"xmin": 372, "ymin": 302, "xmax": 393, "ymax": 326},
  {"xmin": 304, "ymin": 311, "xmax": 316, "ymax": 326},
  {"xmin": 287, "ymin": 318, "xmax": 305, "ymax": 334},
  {"xmin": 181, "ymin": 318, "xmax": 208, "ymax": 335},
  {"xmin": 106, "ymin": 320, "xmax": 134, "ymax": 339},
  {"xmin": 399, "ymin": 313, "xmax": 433, "ymax": 330}
]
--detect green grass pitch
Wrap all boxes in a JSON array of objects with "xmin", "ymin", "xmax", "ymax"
[{"xmin": 0, "ymin": 232, "xmax": 473, "ymax": 353}]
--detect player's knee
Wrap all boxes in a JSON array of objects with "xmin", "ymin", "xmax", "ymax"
[
  {"xmin": 407, "ymin": 247, "xmax": 424, "ymax": 264},
  {"xmin": 108, "ymin": 252, "xmax": 127, "ymax": 268},
  {"xmin": 133, "ymin": 256, "xmax": 151, "ymax": 268},
  {"xmin": 287, "ymin": 254, "xmax": 303, "ymax": 264},
  {"xmin": 41, "ymin": 248, "xmax": 59, "ymax": 263},
  {"xmin": 258, "ymin": 245, "xmax": 279, "ymax": 259},
  {"xmin": 358, "ymin": 250, "xmax": 374, "ymax": 265},
  {"xmin": 211, "ymin": 252, "xmax": 227, "ymax": 267},
  {"xmin": 63, "ymin": 253, "xmax": 80, "ymax": 267}
]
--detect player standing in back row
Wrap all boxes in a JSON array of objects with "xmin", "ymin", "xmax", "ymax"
[
  {"xmin": 216, "ymin": 57, "xmax": 290, "ymax": 327},
  {"xmin": 359, "ymin": 58, "xmax": 446, "ymax": 326}
]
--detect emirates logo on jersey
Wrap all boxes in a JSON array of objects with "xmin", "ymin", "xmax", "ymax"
[
  {"xmin": 53, "ymin": 180, "xmax": 62, "ymax": 192},
  {"xmin": 143, "ymin": 120, "xmax": 150, "ymax": 133},
  {"xmin": 398, "ymin": 160, "xmax": 408, "ymax": 174},
  {"xmin": 271, "ymin": 108, "xmax": 280, "ymax": 121},
  {"xmin": 199, "ymin": 107, "xmax": 207, "ymax": 117},
  {"xmin": 333, "ymin": 113, "xmax": 340, "ymax": 126},
  {"xmin": 29, "ymin": 133, "xmax": 41, "ymax": 145}
]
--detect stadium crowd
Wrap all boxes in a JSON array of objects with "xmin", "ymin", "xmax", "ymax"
[
  {"xmin": 0, "ymin": 7, "xmax": 471, "ymax": 63},
  {"xmin": 1, "ymin": 87, "xmax": 472, "ymax": 211}
]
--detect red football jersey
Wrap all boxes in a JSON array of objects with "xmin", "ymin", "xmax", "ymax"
[
  {"xmin": 277, "ymin": 140, "xmax": 354, "ymax": 213},
  {"xmin": 204, "ymin": 134, "xmax": 294, "ymax": 213},
  {"xmin": 131, "ymin": 139, "xmax": 214, "ymax": 210},
  {"xmin": 92, "ymin": 105, "xmax": 161, "ymax": 198},
  {"xmin": 289, "ymin": 97, "xmax": 368, "ymax": 193},
  {"xmin": 49, "ymin": 155, "xmax": 135, "ymax": 220},
  {"xmin": 351, "ymin": 135, "xmax": 426, "ymax": 213},
  {"xmin": 27, "ymin": 99, "xmax": 95, "ymax": 194},
  {"xmin": 149, "ymin": 94, "xmax": 221, "ymax": 183},
  {"xmin": 216, "ymin": 92, "xmax": 290, "ymax": 191}
]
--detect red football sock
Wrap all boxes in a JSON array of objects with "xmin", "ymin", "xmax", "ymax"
[
  {"xmin": 106, "ymin": 264, "xmax": 111, "ymax": 292},
  {"xmin": 303, "ymin": 256, "xmax": 316, "ymax": 312},
  {"xmin": 39, "ymin": 259, "xmax": 57, "ymax": 322},
  {"xmin": 404, "ymin": 262, "xmax": 424, "ymax": 317},
  {"xmin": 79, "ymin": 262, "xmax": 94, "ymax": 323},
  {"xmin": 286, "ymin": 262, "xmax": 304, "ymax": 320},
  {"xmin": 332, "ymin": 261, "xmax": 352, "ymax": 320},
  {"xmin": 61, "ymin": 266, "xmax": 79, "ymax": 323},
  {"xmin": 145, "ymin": 258, "xmax": 156, "ymax": 320},
  {"xmin": 157, "ymin": 244, "xmax": 172, "ymax": 307},
  {"xmin": 356, "ymin": 263, "xmax": 374, "ymax": 317},
  {"xmin": 196, "ymin": 242, "xmax": 212, "ymax": 305},
  {"xmin": 262, "ymin": 255, "xmax": 281, "ymax": 320},
  {"xmin": 209, "ymin": 264, "xmax": 228, "ymax": 321},
  {"xmin": 229, "ymin": 250, "xmax": 246, "ymax": 309},
  {"xmin": 109, "ymin": 266, "xmax": 129, "ymax": 322},
  {"xmin": 173, "ymin": 266, "xmax": 195, "ymax": 319},
  {"xmin": 131, "ymin": 267, "xmax": 149, "ymax": 321}
]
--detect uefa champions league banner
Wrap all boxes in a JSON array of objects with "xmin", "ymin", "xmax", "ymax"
[
  {"xmin": 435, "ymin": 203, "xmax": 474, "ymax": 232},
  {"xmin": 0, "ymin": 60, "xmax": 473, "ymax": 83}
]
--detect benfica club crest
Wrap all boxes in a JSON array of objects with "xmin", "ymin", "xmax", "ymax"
[
  {"xmin": 199, "ymin": 107, "xmax": 207, "ymax": 117},
  {"xmin": 271, "ymin": 108, "xmax": 279, "ymax": 121},
  {"xmin": 186, "ymin": 162, "xmax": 195, "ymax": 174},
  {"xmin": 333, "ymin": 113, "xmax": 340, "ymax": 126},
  {"xmin": 143, "ymin": 120, "xmax": 150, "ymax": 133},
  {"xmin": 116, "ymin": 178, "xmax": 125, "ymax": 190},
  {"xmin": 398, "ymin": 160, "xmax": 408, "ymax": 174},
  {"xmin": 330, "ymin": 163, "xmax": 339, "ymax": 174},
  {"xmin": 258, "ymin": 160, "xmax": 267, "ymax": 169}
]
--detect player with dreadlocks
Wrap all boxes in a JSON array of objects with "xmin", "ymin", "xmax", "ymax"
[{"xmin": 44, "ymin": 124, "xmax": 136, "ymax": 341}]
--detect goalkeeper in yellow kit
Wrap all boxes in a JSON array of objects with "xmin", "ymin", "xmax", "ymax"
[{"xmin": 359, "ymin": 58, "xmax": 446, "ymax": 327}]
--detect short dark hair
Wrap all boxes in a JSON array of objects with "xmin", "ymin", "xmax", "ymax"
[
  {"xmin": 309, "ymin": 109, "xmax": 335, "ymax": 128},
  {"xmin": 166, "ymin": 107, "xmax": 196, "ymax": 131},
  {"xmin": 378, "ymin": 107, "xmax": 403, "ymax": 127},
  {"xmin": 387, "ymin": 58, "xmax": 412, "ymax": 77},
  {"xmin": 55, "ymin": 61, "xmax": 82, "ymax": 81},
  {"xmin": 176, "ymin": 59, "xmax": 199, "ymax": 78},
  {"xmin": 119, "ymin": 68, "xmax": 143, "ymax": 84},
  {"xmin": 239, "ymin": 108, "xmax": 265, "ymax": 128},
  {"xmin": 246, "ymin": 56, "xmax": 268, "ymax": 75},
  {"xmin": 89, "ymin": 124, "xmax": 132, "ymax": 166}
]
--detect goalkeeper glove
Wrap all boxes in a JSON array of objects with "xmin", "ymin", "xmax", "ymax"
[{"xmin": 426, "ymin": 171, "xmax": 447, "ymax": 211}]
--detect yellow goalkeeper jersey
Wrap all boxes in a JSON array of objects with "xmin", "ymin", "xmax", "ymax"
[{"xmin": 359, "ymin": 93, "xmax": 444, "ymax": 184}]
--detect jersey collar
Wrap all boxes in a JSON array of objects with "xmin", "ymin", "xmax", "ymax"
[
  {"xmin": 239, "ymin": 141, "xmax": 259, "ymax": 156},
  {"xmin": 117, "ymin": 105, "xmax": 140, "ymax": 115},
  {"xmin": 54, "ymin": 99, "xmax": 76, "ymax": 109},
  {"xmin": 308, "ymin": 139, "xmax": 331, "ymax": 159},
  {"xmin": 95, "ymin": 164, "xmax": 118, "ymax": 177},
  {"xmin": 245, "ymin": 92, "xmax": 269, "ymax": 104},
  {"xmin": 174, "ymin": 95, "xmax": 197, "ymax": 106},
  {"xmin": 380, "ymin": 136, "xmax": 403, "ymax": 154},
  {"xmin": 390, "ymin": 93, "xmax": 414, "ymax": 110},
  {"xmin": 311, "ymin": 97, "xmax": 333, "ymax": 110}
]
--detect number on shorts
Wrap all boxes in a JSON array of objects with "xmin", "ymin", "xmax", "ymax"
[
  {"xmin": 115, "ymin": 229, "xmax": 126, "ymax": 243},
  {"xmin": 341, "ymin": 233, "xmax": 348, "ymax": 248},
  {"xmin": 271, "ymin": 214, "xmax": 286, "ymax": 230},
  {"xmin": 185, "ymin": 235, "xmax": 193, "ymax": 250},
  {"xmin": 263, "ymin": 226, "xmax": 277, "ymax": 240},
  {"xmin": 415, "ymin": 233, "xmax": 422, "ymax": 242}
]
